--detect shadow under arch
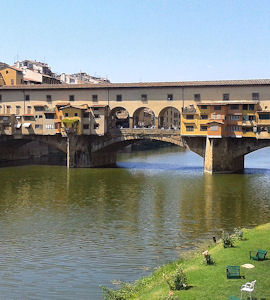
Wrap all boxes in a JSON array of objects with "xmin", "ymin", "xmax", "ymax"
[
  {"xmin": 109, "ymin": 106, "xmax": 130, "ymax": 129},
  {"xmin": 133, "ymin": 107, "xmax": 155, "ymax": 128},
  {"xmin": 0, "ymin": 135, "xmax": 66, "ymax": 167},
  {"xmin": 93, "ymin": 135, "xmax": 181, "ymax": 154},
  {"xmin": 158, "ymin": 106, "xmax": 181, "ymax": 129}
]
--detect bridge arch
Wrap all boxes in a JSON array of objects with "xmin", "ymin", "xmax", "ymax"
[
  {"xmin": 109, "ymin": 106, "xmax": 130, "ymax": 129},
  {"xmin": 132, "ymin": 107, "xmax": 155, "ymax": 128},
  {"xmin": 158, "ymin": 106, "xmax": 181, "ymax": 129}
]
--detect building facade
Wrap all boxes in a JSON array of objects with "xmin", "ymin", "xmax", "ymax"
[{"xmin": 0, "ymin": 79, "xmax": 270, "ymax": 139}]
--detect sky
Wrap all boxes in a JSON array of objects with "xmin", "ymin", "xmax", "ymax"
[{"xmin": 1, "ymin": 0, "xmax": 270, "ymax": 83}]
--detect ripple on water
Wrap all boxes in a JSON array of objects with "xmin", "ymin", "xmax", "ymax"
[{"xmin": 0, "ymin": 148, "xmax": 269, "ymax": 298}]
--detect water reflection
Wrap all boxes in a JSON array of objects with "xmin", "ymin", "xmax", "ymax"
[{"xmin": 0, "ymin": 147, "xmax": 269, "ymax": 298}]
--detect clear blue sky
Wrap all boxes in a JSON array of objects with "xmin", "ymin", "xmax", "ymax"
[{"xmin": 1, "ymin": 0, "xmax": 270, "ymax": 82}]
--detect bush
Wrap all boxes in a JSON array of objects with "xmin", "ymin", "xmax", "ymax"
[
  {"xmin": 202, "ymin": 250, "xmax": 215, "ymax": 265},
  {"xmin": 102, "ymin": 283, "xmax": 134, "ymax": 300},
  {"xmin": 164, "ymin": 267, "xmax": 187, "ymax": 291},
  {"xmin": 221, "ymin": 231, "xmax": 234, "ymax": 248},
  {"xmin": 234, "ymin": 227, "xmax": 244, "ymax": 240}
]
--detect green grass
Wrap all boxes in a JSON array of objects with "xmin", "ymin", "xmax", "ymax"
[{"xmin": 104, "ymin": 223, "xmax": 270, "ymax": 300}]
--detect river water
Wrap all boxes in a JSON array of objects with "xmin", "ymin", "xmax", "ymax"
[{"xmin": 0, "ymin": 146, "xmax": 270, "ymax": 299}]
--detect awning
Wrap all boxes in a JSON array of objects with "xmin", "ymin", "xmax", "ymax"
[
  {"xmin": 15, "ymin": 123, "xmax": 22, "ymax": 128},
  {"xmin": 23, "ymin": 123, "xmax": 31, "ymax": 128}
]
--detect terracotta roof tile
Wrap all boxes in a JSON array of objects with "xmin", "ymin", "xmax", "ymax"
[{"xmin": 1, "ymin": 79, "xmax": 270, "ymax": 90}]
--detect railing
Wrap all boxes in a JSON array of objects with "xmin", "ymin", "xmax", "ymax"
[{"xmin": 109, "ymin": 128, "xmax": 181, "ymax": 135}]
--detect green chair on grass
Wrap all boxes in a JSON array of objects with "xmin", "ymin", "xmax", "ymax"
[
  {"xmin": 226, "ymin": 266, "xmax": 244, "ymax": 279},
  {"xmin": 249, "ymin": 249, "xmax": 267, "ymax": 261}
]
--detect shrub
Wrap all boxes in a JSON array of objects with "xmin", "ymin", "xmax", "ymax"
[
  {"xmin": 221, "ymin": 231, "xmax": 234, "ymax": 248},
  {"xmin": 164, "ymin": 267, "xmax": 187, "ymax": 291},
  {"xmin": 102, "ymin": 283, "xmax": 134, "ymax": 300},
  {"xmin": 234, "ymin": 227, "xmax": 244, "ymax": 240},
  {"xmin": 202, "ymin": 250, "xmax": 215, "ymax": 265}
]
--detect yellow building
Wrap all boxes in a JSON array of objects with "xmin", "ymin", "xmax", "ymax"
[
  {"xmin": 0, "ymin": 66, "xmax": 24, "ymax": 86},
  {"xmin": 181, "ymin": 101, "xmax": 259, "ymax": 138},
  {"xmin": 60, "ymin": 105, "xmax": 83, "ymax": 135}
]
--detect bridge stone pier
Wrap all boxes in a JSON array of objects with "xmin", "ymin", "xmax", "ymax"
[
  {"xmin": 183, "ymin": 136, "xmax": 270, "ymax": 174},
  {"xmin": 0, "ymin": 132, "xmax": 269, "ymax": 173}
]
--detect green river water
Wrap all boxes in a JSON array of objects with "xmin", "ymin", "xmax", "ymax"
[{"xmin": 0, "ymin": 146, "xmax": 270, "ymax": 299}]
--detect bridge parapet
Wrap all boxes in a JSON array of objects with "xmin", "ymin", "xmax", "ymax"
[{"xmin": 109, "ymin": 128, "xmax": 181, "ymax": 136}]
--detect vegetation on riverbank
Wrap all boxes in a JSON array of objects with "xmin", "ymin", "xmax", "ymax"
[{"xmin": 103, "ymin": 223, "xmax": 270, "ymax": 299}]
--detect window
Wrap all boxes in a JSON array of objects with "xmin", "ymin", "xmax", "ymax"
[
  {"xmin": 94, "ymin": 114, "xmax": 100, "ymax": 118},
  {"xmin": 92, "ymin": 95, "xmax": 98, "ymax": 102},
  {"xmin": 45, "ymin": 114, "xmax": 54, "ymax": 119},
  {"xmin": 5, "ymin": 70, "xmax": 8, "ymax": 74},
  {"xmin": 24, "ymin": 116, "xmax": 33, "ymax": 120},
  {"xmin": 0, "ymin": 95, "xmax": 2, "ymax": 102},
  {"xmin": 210, "ymin": 125, "xmax": 218, "ymax": 131},
  {"xmin": 45, "ymin": 124, "xmax": 55, "ymax": 129},
  {"xmin": 27, "ymin": 106, "xmax": 32, "ymax": 114},
  {"xmin": 249, "ymin": 104, "xmax": 255, "ymax": 110},
  {"xmin": 252, "ymin": 92, "xmax": 259, "ymax": 100},
  {"xmin": 259, "ymin": 113, "xmax": 270, "ymax": 120},
  {"xmin": 243, "ymin": 104, "xmax": 248, "ymax": 110},
  {"xmin": 6, "ymin": 106, "xmax": 11, "ymax": 114},
  {"xmin": 69, "ymin": 95, "xmax": 75, "ymax": 101},
  {"xmin": 46, "ymin": 95, "xmax": 52, "ymax": 103},
  {"xmin": 25, "ymin": 95, "xmax": 30, "ymax": 101},
  {"xmin": 186, "ymin": 114, "xmax": 194, "ymax": 119},
  {"xmin": 116, "ymin": 94, "xmax": 122, "ymax": 102},
  {"xmin": 94, "ymin": 123, "xmax": 99, "ymax": 129},
  {"xmin": 83, "ymin": 112, "xmax": 90, "ymax": 118},
  {"xmin": 35, "ymin": 124, "xmax": 43, "ymax": 129},
  {"xmin": 243, "ymin": 127, "xmax": 253, "ymax": 133},
  {"xmin": 200, "ymin": 114, "xmax": 208, "ymax": 120},
  {"xmin": 214, "ymin": 105, "xmax": 221, "ymax": 110},
  {"xmin": 74, "ymin": 113, "xmax": 78, "ymax": 116},
  {"xmin": 186, "ymin": 125, "xmax": 194, "ymax": 131},
  {"xmin": 167, "ymin": 94, "xmax": 173, "ymax": 101},
  {"xmin": 230, "ymin": 104, "xmax": 239, "ymax": 110},
  {"xmin": 34, "ymin": 106, "xmax": 44, "ymax": 111},
  {"xmin": 231, "ymin": 125, "xmax": 241, "ymax": 131},
  {"xmin": 211, "ymin": 113, "xmax": 221, "ymax": 119},
  {"xmin": 223, "ymin": 93, "xmax": 229, "ymax": 101},
  {"xmin": 141, "ymin": 94, "xmax": 147, "ymax": 102},
  {"xmin": 200, "ymin": 125, "xmax": 207, "ymax": 131},
  {"xmin": 229, "ymin": 115, "xmax": 240, "ymax": 120},
  {"xmin": 249, "ymin": 115, "xmax": 256, "ymax": 121},
  {"xmin": 83, "ymin": 124, "xmax": 89, "ymax": 129},
  {"xmin": 200, "ymin": 105, "xmax": 208, "ymax": 109},
  {"xmin": 65, "ymin": 113, "xmax": 69, "ymax": 117},
  {"xmin": 194, "ymin": 94, "xmax": 201, "ymax": 101},
  {"xmin": 93, "ymin": 107, "xmax": 99, "ymax": 111},
  {"xmin": 11, "ymin": 79, "xmax": 14, "ymax": 85},
  {"xmin": 16, "ymin": 106, "xmax": 21, "ymax": 115}
]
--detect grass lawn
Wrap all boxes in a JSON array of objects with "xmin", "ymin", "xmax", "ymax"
[{"xmin": 103, "ymin": 223, "xmax": 270, "ymax": 300}]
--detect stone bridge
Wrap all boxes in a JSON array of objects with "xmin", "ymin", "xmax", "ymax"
[{"xmin": 0, "ymin": 131, "xmax": 270, "ymax": 173}]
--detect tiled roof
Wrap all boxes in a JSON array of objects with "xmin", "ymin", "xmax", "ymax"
[
  {"xmin": 55, "ymin": 102, "xmax": 70, "ymax": 107},
  {"xmin": 200, "ymin": 100, "xmax": 259, "ymax": 105},
  {"xmin": 1, "ymin": 79, "xmax": 270, "ymax": 90}
]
